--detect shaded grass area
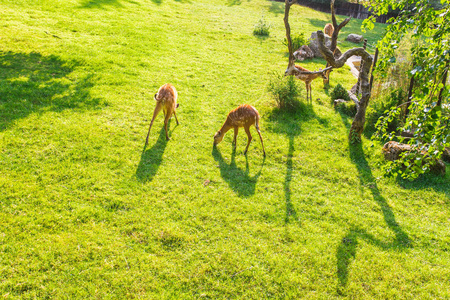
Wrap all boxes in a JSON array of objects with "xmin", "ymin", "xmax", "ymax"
[
  {"xmin": 0, "ymin": 0, "xmax": 449, "ymax": 299},
  {"xmin": 0, "ymin": 51, "xmax": 103, "ymax": 131}
]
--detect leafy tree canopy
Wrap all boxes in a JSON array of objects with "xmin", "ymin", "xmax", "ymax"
[{"xmin": 364, "ymin": 0, "xmax": 449, "ymax": 180}]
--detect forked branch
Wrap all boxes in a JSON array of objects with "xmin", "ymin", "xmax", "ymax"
[
  {"xmin": 324, "ymin": 0, "xmax": 351, "ymax": 85},
  {"xmin": 317, "ymin": 31, "xmax": 371, "ymax": 69},
  {"xmin": 330, "ymin": 0, "xmax": 351, "ymax": 53}
]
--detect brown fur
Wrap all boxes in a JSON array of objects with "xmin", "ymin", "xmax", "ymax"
[
  {"xmin": 145, "ymin": 83, "xmax": 179, "ymax": 144},
  {"xmin": 214, "ymin": 104, "xmax": 265, "ymax": 156},
  {"xmin": 324, "ymin": 23, "xmax": 334, "ymax": 37},
  {"xmin": 286, "ymin": 64, "xmax": 328, "ymax": 102}
]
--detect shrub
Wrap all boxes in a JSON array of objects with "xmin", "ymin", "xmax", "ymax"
[
  {"xmin": 268, "ymin": 74, "xmax": 302, "ymax": 110},
  {"xmin": 330, "ymin": 83, "xmax": 350, "ymax": 101},
  {"xmin": 283, "ymin": 33, "xmax": 308, "ymax": 52},
  {"xmin": 253, "ymin": 16, "xmax": 270, "ymax": 37},
  {"xmin": 365, "ymin": 88, "xmax": 406, "ymax": 137},
  {"xmin": 336, "ymin": 100, "xmax": 357, "ymax": 117}
]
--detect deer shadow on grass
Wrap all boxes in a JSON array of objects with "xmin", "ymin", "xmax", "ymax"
[
  {"xmin": 267, "ymin": 103, "xmax": 329, "ymax": 224},
  {"xmin": 335, "ymin": 110, "xmax": 411, "ymax": 294},
  {"xmin": 0, "ymin": 51, "xmax": 102, "ymax": 132},
  {"xmin": 212, "ymin": 147, "xmax": 264, "ymax": 198},
  {"xmin": 136, "ymin": 127, "xmax": 169, "ymax": 183}
]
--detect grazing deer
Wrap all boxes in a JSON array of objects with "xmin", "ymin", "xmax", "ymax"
[
  {"xmin": 214, "ymin": 104, "xmax": 266, "ymax": 156},
  {"xmin": 145, "ymin": 83, "xmax": 179, "ymax": 144},
  {"xmin": 324, "ymin": 23, "xmax": 334, "ymax": 37},
  {"xmin": 285, "ymin": 61, "xmax": 330, "ymax": 102}
]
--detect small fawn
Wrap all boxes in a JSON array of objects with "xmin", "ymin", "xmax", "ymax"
[
  {"xmin": 214, "ymin": 104, "xmax": 266, "ymax": 156},
  {"xmin": 285, "ymin": 62, "xmax": 328, "ymax": 102},
  {"xmin": 145, "ymin": 83, "xmax": 179, "ymax": 144},
  {"xmin": 324, "ymin": 23, "xmax": 334, "ymax": 37}
]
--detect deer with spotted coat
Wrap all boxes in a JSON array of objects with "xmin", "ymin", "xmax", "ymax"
[
  {"xmin": 285, "ymin": 60, "xmax": 332, "ymax": 102},
  {"xmin": 214, "ymin": 104, "xmax": 266, "ymax": 156}
]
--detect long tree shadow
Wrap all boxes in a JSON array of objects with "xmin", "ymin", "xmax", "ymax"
[
  {"xmin": 284, "ymin": 136, "xmax": 298, "ymax": 223},
  {"xmin": 350, "ymin": 143, "xmax": 410, "ymax": 246},
  {"xmin": 136, "ymin": 127, "xmax": 168, "ymax": 183},
  {"xmin": 0, "ymin": 51, "xmax": 102, "ymax": 131},
  {"xmin": 336, "ymin": 228, "xmax": 358, "ymax": 290},
  {"xmin": 336, "ymin": 222, "xmax": 412, "ymax": 295},
  {"xmin": 267, "ymin": 104, "xmax": 329, "ymax": 224},
  {"xmin": 335, "ymin": 109, "xmax": 411, "ymax": 294},
  {"xmin": 212, "ymin": 147, "xmax": 264, "ymax": 198}
]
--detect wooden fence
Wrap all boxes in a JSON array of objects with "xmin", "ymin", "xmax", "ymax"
[{"xmin": 272, "ymin": 0, "xmax": 398, "ymax": 23}]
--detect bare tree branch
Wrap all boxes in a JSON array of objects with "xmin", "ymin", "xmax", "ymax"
[
  {"xmin": 330, "ymin": 0, "xmax": 351, "ymax": 53},
  {"xmin": 323, "ymin": 0, "xmax": 351, "ymax": 85}
]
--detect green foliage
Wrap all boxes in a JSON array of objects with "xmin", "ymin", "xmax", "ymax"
[
  {"xmin": 331, "ymin": 83, "xmax": 350, "ymax": 101},
  {"xmin": 253, "ymin": 15, "xmax": 270, "ymax": 36},
  {"xmin": 349, "ymin": 128, "xmax": 361, "ymax": 144},
  {"xmin": 336, "ymin": 100, "xmax": 357, "ymax": 117},
  {"xmin": 365, "ymin": 88, "xmax": 406, "ymax": 136},
  {"xmin": 374, "ymin": 99, "xmax": 449, "ymax": 180},
  {"xmin": 267, "ymin": 73, "xmax": 302, "ymax": 110},
  {"xmin": 283, "ymin": 33, "xmax": 308, "ymax": 52},
  {"xmin": 367, "ymin": 0, "xmax": 450, "ymax": 179}
]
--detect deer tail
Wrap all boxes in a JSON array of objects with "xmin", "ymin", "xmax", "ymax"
[{"xmin": 255, "ymin": 114, "xmax": 261, "ymax": 132}]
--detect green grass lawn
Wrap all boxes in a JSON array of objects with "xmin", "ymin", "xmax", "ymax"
[{"xmin": 1, "ymin": 0, "xmax": 449, "ymax": 298}]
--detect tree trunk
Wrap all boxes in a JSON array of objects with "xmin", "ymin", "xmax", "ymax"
[
  {"xmin": 405, "ymin": 62, "xmax": 416, "ymax": 120},
  {"xmin": 437, "ymin": 64, "xmax": 449, "ymax": 107},
  {"xmin": 316, "ymin": 30, "xmax": 373, "ymax": 143},
  {"xmin": 369, "ymin": 48, "xmax": 379, "ymax": 92},
  {"xmin": 284, "ymin": 0, "xmax": 298, "ymax": 65},
  {"xmin": 355, "ymin": 39, "xmax": 367, "ymax": 97}
]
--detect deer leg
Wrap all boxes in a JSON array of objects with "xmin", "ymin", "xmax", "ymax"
[
  {"xmin": 173, "ymin": 109, "xmax": 179, "ymax": 125},
  {"xmin": 308, "ymin": 82, "xmax": 312, "ymax": 102},
  {"xmin": 233, "ymin": 126, "xmax": 238, "ymax": 148},
  {"xmin": 243, "ymin": 125, "xmax": 252, "ymax": 155},
  {"xmin": 164, "ymin": 108, "xmax": 172, "ymax": 140},
  {"xmin": 306, "ymin": 82, "xmax": 309, "ymax": 102},
  {"xmin": 145, "ymin": 102, "xmax": 163, "ymax": 145},
  {"xmin": 256, "ymin": 127, "xmax": 266, "ymax": 157}
]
